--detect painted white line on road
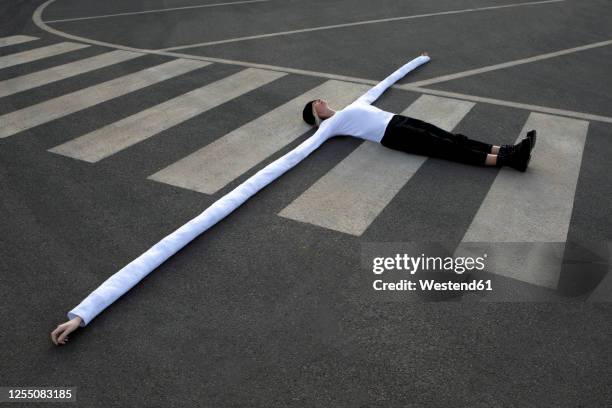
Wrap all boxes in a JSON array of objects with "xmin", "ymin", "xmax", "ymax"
[
  {"xmin": 0, "ymin": 42, "xmax": 89, "ymax": 69},
  {"xmin": 149, "ymin": 80, "xmax": 369, "ymax": 194},
  {"xmin": 279, "ymin": 95, "xmax": 475, "ymax": 236},
  {"xmin": 160, "ymin": 0, "xmax": 565, "ymax": 51},
  {"xmin": 456, "ymin": 113, "xmax": 589, "ymax": 288},
  {"xmin": 0, "ymin": 59, "xmax": 208, "ymax": 139},
  {"xmin": 157, "ymin": 53, "xmax": 612, "ymax": 124},
  {"xmin": 43, "ymin": 0, "xmax": 272, "ymax": 24},
  {"xmin": 401, "ymin": 85, "xmax": 612, "ymax": 124},
  {"xmin": 33, "ymin": 0, "xmax": 612, "ymax": 125},
  {"xmin": 0, "ymin": 35, "xmax": 38, "ymax": 47},
  {"xmin": 49, "ymin": 68, "xmax": 284, "ymax": 162},
  {"xmin": 0, "ymin": 50, "xmax": 141, "ymax": 98},
  {"xmin": 408, "ymin": 39, "xmax": 612, "ymax": 87}
]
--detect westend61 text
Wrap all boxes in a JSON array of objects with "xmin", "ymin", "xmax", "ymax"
[{"xmin": 373, "ymin": 279, "xmax": 493, "ymax": 291}]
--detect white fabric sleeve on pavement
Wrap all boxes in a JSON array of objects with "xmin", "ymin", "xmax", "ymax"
[
  {"xmin": 354, "ymin": 55, "xmax": 430, "ymax": 105},
  {"xmin": 67, "ymin": 55, "xmax": 430, "ymax": 326},
  {"xmin": 68, "ymin": 118, "xmax": 337, "ymax": 326}
]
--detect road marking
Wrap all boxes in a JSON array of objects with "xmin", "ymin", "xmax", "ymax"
[
  {"xmin": 0, "ymin": 59, "xmax": 208, "ymax": 139},
  {"xmin": 279, "ymin": 95, "xmax": 475, "ymax": 236},
  {"xmin": 160, "ymin": 0, "xmax": 564, "ymax": 51},
  {"xmin": 455, "ymin": 113, "xmax": 589, "ymax": 288},
  {"xmin": 43, "ymin": 0, "xmax": 272, "ymax": 24},
  {"xmin": 0, "ymin": 42, "xmax": 89, "ymax": 69},
  {"xmin": 0, "ymin": 35, "xmax": 38, "ymax": 47},
  {"xmin": 408, "ymin": 39, "xmax": 612, "ymax": 87},
  {"xmin": 33, "ymin": 0, "xmax": 612, "ymax": 125},
  {"xmin": 0, "ymin": 50, "xmax": 141, "ymax": 98},
  {"xmin": 401, "ymin": 85, "xmax": 612, "ymax": 124},
  {"xmin": 149, "ymin": 80, "xmax": 369, "ymax": 194},
  {"xmin": 49, "ymin": 68, "xmax": 285, "ymax": 162}
]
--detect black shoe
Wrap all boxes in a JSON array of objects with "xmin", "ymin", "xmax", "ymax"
[
  {"xmin": 497, "ymin": 138, "xmax": 531, "ymax": 171},
  {"xmin": 500, "ymin": 132, "xmax": 535, "ymax": 156},
  {"xmin": 526, "ymin": 130, "xmax": 537, "ymax": 150},
  {"xmin": 498, "ymin": 143, "xmax": 516, "ymax": 156}
]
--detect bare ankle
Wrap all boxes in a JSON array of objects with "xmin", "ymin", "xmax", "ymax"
[{"xmin": 485, "ymin": 154, "xmax": 497, "ymax": 166}]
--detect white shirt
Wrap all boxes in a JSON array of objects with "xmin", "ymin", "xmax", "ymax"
[
  {"xmin": 67, "ymin": 55, "xmax": 431, "ymax": 326},
  {"xmin": 316, "ymin": 54, "xmax": 431, "ymax": 143},
  {"xmin": 323, "ymin": 103, "xmax": 394, "ymax": 143}
]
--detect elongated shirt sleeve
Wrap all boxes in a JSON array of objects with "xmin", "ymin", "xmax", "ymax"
[
  {"xmin": 354, "ymin": 55, "xmax": 430, "ymax": 105},
  {"xmin": 68, "ymin": 121, "xmax": 337, "ymax": 326}
]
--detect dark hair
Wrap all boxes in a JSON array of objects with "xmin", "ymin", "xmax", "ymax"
[{"xmin": 302, "ymin": 100, "xmax": 316, "ymax": 126}]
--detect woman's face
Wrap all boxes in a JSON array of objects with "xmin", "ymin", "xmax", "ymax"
[{"xmin": 313, "ymin": 99, "xmax": 334, "ymax": 119}]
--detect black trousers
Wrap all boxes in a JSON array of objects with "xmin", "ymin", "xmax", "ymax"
[{"xmin": 380, "ymin": 115, "xmax": 492, "ymax": 166}]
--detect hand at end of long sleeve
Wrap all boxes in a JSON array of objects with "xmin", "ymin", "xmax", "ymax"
[{"xmin": 50, "ymin": 316, "xmax": 82, "ymax": 346}]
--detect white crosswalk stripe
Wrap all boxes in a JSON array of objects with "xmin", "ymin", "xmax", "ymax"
[
  {"xmin": 0, "ymin": 42, "xmax": 89, "ymax": 69},
  {"xmin": 148, "ymin": 80, "xmax": 369, "ymax": 194},
  {"xmin": 49, "ymin": 68, "xmax": 285, "ymax": 162},
  {"xmin": 0, "ymin": 59, "xmax": 209, "ymax": 139},
  {"xmin": 455, "ymin": 113, "xmax": 589, "ymax": 288},
  {"xmin": 0, "ymin": 35, "xmax": 38, "ymax": 47},
  {"xmin": 0, "ymin": 50, "xmax": 142, "ymax": 98},
  {"xmin": 278, "ymin": 95, "xmax": 475, "ymax": 236}
]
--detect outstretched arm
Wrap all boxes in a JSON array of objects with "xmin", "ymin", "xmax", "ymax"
[
  {"xmin": 50, "ymin": 120, "xmax": 338, "ymax": 345},
  {"xmin": 354, "ymin": 52, "xmax": 430, "ymax": 105}
]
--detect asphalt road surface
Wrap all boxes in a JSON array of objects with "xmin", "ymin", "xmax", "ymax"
[{"xmin": 1, "ymin": 0, "xmax": 611, "ymax": 406}]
